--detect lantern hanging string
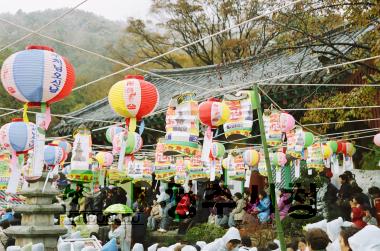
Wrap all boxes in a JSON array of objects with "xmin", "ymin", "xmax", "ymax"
[
  {"xmin": 0, "ymin": 107, "xmax": 167, "ymax": 135},
  {"xmin": 257, "ymin": 86, "xmax": 375, "ymax": 152},
  {"xmin": 4, "ymin": 103, "xmax": 375, "ymax": 147},
  {"xmin": 0, "ymin": 16, "xmax": 209, "ymax": 92},
  {"xmin": 0, "ymin": 0, "xmax": 90, "ymax": 53}
]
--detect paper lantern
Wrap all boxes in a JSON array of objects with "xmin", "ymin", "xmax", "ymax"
[
  {"xmin": 108, "ymin": 75, "xmax": 159, "ymax": 131},
  {"xmin": 51, "ymin": 139, "xmax": 72, "ymax": 154},
  {"xmin": 44, "ymin": 144, "xmax": 65, "ymax": 166},
  {"xmin": 113, "ymin": 132, "xmax": 143, "ymax": 155},
  {"xmin": 280, "ymin": 113, "xmax": 295, "ymax": 132},
  {"xmin": 263, "ymin": 110, "xmax": 282, "ymax": 146},
  {"xmin": 345, "ymin": 142, "xmax": 356, "ymax": 157},
  {"xmin": 1, "ymin": 45, "xmax": 75, "ymax": 104},
  {"xmin": 222, "ymin": 91, "xmax": 254, "ymax": 140},
  {"xmin": 198, "ymin": 98, "xmax": 230, "ymax": 128},
  {"xmin": 272, "ymin": 152, "xmax": 287, "ymax": 166},
  {"xmin": 337, "ymin": 141, "xmax": 347, "ymax": 155},
  {"xmin": 199, "ymin": 98, "xmax": 230, "ymax": 161},
  {"xmin": 304, "ymin": 132, "xmax": 314, "ymax": 148},
  {"xmin": 0, "ymin": 118, "xmax": 36, "ymax": 153},
  {"xmin": 243, "ymin": 149, "xmax": 260, "ymax": 167},
  {"xmin": 210, "ymin": 142, "xmax": 225, "ymax": 160},
  {"xmin": 164, "ymin": 93, "xmax": 200, "ymax": 156},
  {"xmin": 106, "ymin": 126, "xmax": 126, "ymax": 143},
  {"xmin": 95, "ymin": 152, "xmax": 114, "ymax": 167},
  {"xmin": 322, "ymin": 145, "xmax": 333, "ymax": 159},
  {"xmin": 327, "ymin": 141, "xmax": 338, "ymax": 153},
  {"xmin": 373, "ymin": 133, "xmax": 380, "ymax": 147}
]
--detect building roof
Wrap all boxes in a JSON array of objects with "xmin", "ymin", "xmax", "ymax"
[{"xmin": 54, "ymin": 25, "xmax": 373, "ymax": 135}]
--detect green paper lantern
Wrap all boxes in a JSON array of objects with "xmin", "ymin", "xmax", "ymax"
[
  {"xmin": 304, "ymin": 132, "xmax": 314, "ymax": 148},
  {"xmin": 327, "ymin": 141, "xmax": 338, "ymax": 153}
]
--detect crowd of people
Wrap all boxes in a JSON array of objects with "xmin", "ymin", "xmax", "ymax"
[{"xmin": 0, "ymin": 169, "xmax": 379, "ymax": 251}]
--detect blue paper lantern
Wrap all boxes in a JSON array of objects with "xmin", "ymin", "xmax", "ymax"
[
  {"xmin": 0, "ymin": 45, "xmax": 75, "ymax": 104},
  {"xmin": 0, "ymin": 118, "xmax": 36, "ymax": 153},
  {"xmin": 44, "ymin": 144, "xmax": 65, "ymax": 166}
]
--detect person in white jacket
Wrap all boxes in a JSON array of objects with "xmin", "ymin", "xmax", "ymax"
[
  {"xmin": 202, "ymin": 227, "xmax": 241, "ymax": 251},
  {"xmin": 348, "ymin": 225, "xmax": 380, "ymax": 251},
  {"xmin": 108, "ymin": 219, "xmax": 128, "ymax": 251}
]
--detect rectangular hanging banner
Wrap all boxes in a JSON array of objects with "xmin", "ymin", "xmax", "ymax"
[{"xmin": 32, "ymin": 113, "xmax": 45, "ymax": 177}]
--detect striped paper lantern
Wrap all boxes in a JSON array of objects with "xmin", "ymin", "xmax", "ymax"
[
  {"xmin": 108, "ymin": 75, "xmax": 159, "ymax": 131},
  {"xmin": 95, "ymin": 151, "xmax": 114, "ymax": 167},
  {"xmin": 0, "ymin": 45, "xmax": 75, "ymax": 104},
  {"xmin": 0, "ymin": 118, "xmax": 36, "ymax": 153},
  {"xmin": 210, "ymin": 142, "xmax": 225, "ymax": 159},
  {"xmin": 44, "ymin": 144, "xmax": 65, "ymax": 166},
  {"xmin": 243, "ymin": 149, "xmax": 260, "ymax": 167},
  {"xmin": 345, "ymin": 142, "xmax": 356, "ymax": 157},
  {"xmin": 113, "ymin": 132, "xmax": 143, "ymax": 155},
  {"xmin": 106, "ymin": 126, "xmax": 126, "ymax": 143},
  {"xmin": 51, "ymin": 139, "xmax": 72, "ymax": 154},
  {"xmin": 198, "ymin": 98, "xmax": 230, "ymax": 128}
]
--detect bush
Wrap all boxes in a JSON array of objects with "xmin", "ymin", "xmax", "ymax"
[
  {"xmin": 183, "ymin": 223, "xmax": 226, "ymax": 243},
  {"xmin": 281, "ymin": 214, "xmax": 324, "ymax": 238}
]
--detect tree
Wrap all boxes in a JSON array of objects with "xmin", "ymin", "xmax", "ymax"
[{"xmin": 111, "ymin": 0, "xmax": 283, "ymax": 68}]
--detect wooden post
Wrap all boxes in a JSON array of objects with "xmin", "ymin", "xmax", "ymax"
[{"xmin": 252, "ymin": 85, "xmax": 286, "ymax": 251}]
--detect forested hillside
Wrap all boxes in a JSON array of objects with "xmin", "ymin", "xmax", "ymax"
[{"xmin": 0, "ymin": 8, "xmax": 132, "ymax": 122}]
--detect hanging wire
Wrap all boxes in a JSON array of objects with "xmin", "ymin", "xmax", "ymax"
[
  {"xmin": 0, "ymin": 0, "xmax": 90, "ymax": 53},
  {"xmin": 257, "ymin": 86, "xmax": 375, "ymax": 151},
  {"xmin": 71, "ymin": 0, "xmax": 304, "ymax": 92}
]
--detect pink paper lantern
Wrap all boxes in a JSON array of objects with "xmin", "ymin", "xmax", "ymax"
[
  {"xmin": 280, "ymin": 112, "xmax": 295, "ymax": 133},
  {"xmin": 374, "ymin": 133, "xmax": 380, "ymax": 147}
]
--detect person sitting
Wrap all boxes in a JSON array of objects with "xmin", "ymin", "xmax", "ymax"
[
  {"xmin": 253, "ymin": 191, "xmax": 271, "ymax": 223},
  {"xmin": 108, "ymin": 219, "xmax": 127, "ymax": 251},
  {"xmin": 158, "ymin": 188, "xmax": 175, "ymax": 233},
  {"xmin": 351, "ymin": 207, "xmax": 367, "ymax": 229},
  {"xmin": 362, "ymin": 204, "xmax": 378, "ymax": 226},
  {"xmin": 228, "ymin": 193, "xmax": 246, "ymax": 227},
  {"xmin": 349, "ymin": 196, "xmax": 367, "ymax": 229},
  {"xmin": 277, "ymin": 189, "xmax": 292, "ymax": 220},
  {"xmin": 338, "ymin": 227, "xmax": 359, "ymax": 251},
  {"xmin": 305, "ymin": 228, "xmax": 330, "ymax": 251},
  {"xmin": 368, "ymin": 186, "xmax": 380, "ymax": 225},
  {"xmin": 147, "ymin": 200, "xmax": 162, "ymax": 231},
  {"xmin": 0, "ymin": 208, "xmax": 13, "ymax": 224}
]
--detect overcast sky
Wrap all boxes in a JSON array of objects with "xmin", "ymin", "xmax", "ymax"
[{"xmin": 0, "ymin": 0, "xmax": 152, "ymax": 21}]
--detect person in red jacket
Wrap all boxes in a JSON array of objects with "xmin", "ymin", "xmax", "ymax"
[
  {"xmin": 351, "ymin": 207, "xmax": 367, "ymax": 229},
  {"xmin": 176, "ymin": 193, "xmax": 191, "ymax": 218}
]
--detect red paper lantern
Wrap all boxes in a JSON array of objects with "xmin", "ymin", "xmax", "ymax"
[
  {"xmin": 337, "ymin": 141, "xmax": 347, "ymax": 155},
  {"xmin": 198, "ymin": 98, "xmax": 230, "ymax": 129}
]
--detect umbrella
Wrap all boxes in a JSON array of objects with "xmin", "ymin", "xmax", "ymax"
[{"xmin": 104, "ymin": 204, "xmax": 133, "ymax": 215}]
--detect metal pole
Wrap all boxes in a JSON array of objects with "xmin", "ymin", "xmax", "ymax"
[{"xmin": 252, "ymin": 85, "xmax": 286, "ymax": 251}]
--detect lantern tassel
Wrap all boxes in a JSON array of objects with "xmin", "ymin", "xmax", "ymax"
[
  {"xmin": 201, "ymin": 126, "xmax": 213, "ymax": 162},
  {"xmin": 210, "ymin": 160, "xmax": 216, "ymax": 181},
  {"xmin": 23, "ymin": 103, "xmax": 29, "ymax": 122},
  {"xmin": 6, "ymin": 152, "xmax": 23, "ymax": 194},
  {"xmin": 129, "ymin": 117, "xmax": 137, "ymax": 132}
]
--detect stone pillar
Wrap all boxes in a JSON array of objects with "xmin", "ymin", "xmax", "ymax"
[{"xmin": 5, "ymin": 173, "xmax": 67, "ymax": 251}]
